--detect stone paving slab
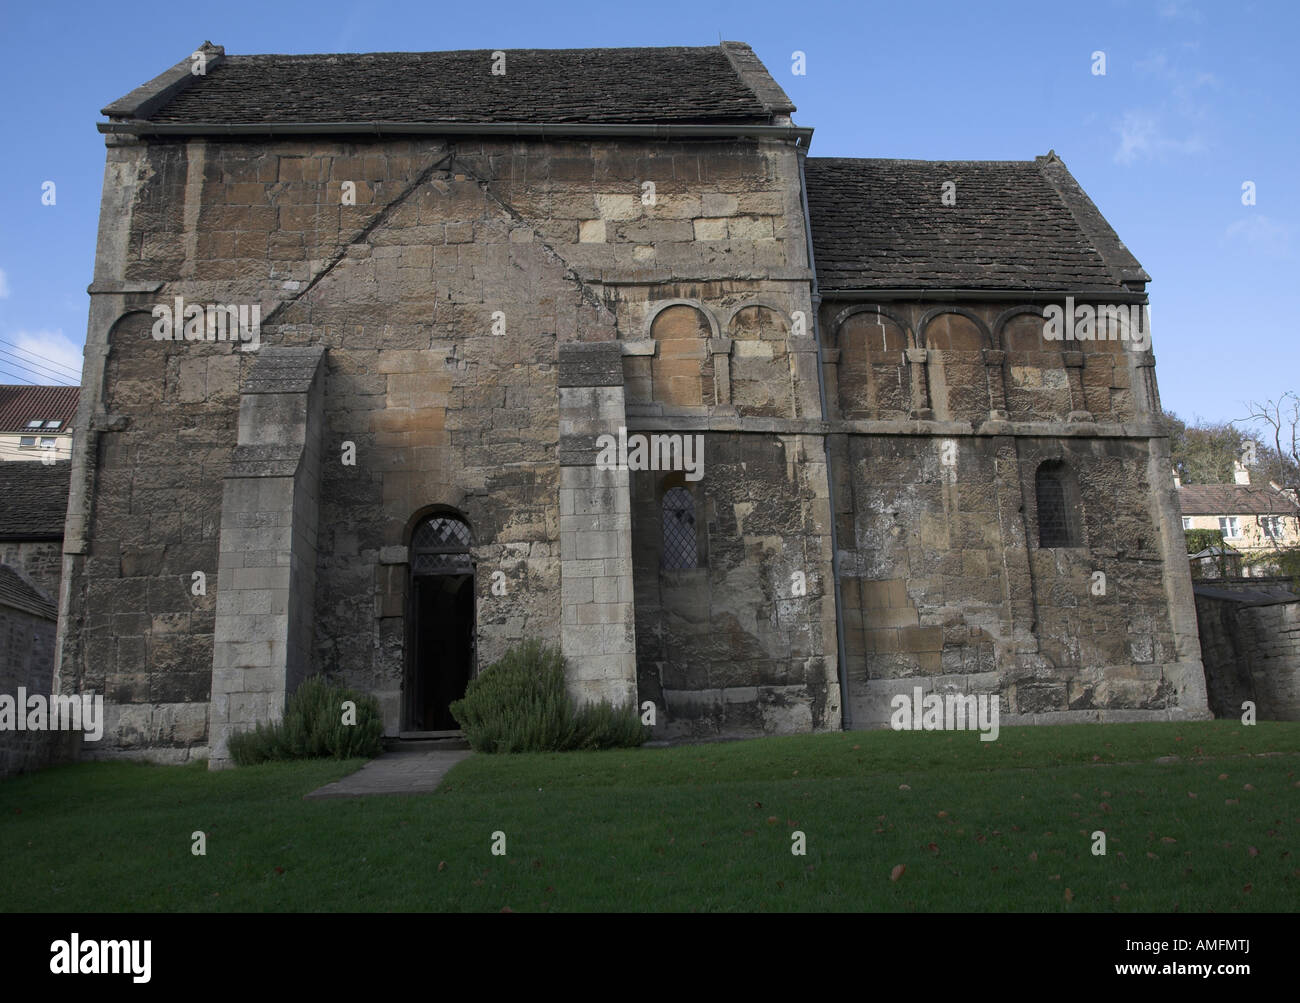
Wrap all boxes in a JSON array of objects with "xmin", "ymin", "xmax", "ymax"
[{"xmin": 304, "ymin": 747, "xmax": 472, "ymax": 799}]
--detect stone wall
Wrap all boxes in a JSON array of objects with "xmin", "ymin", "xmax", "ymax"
[
  {"xmin": 0, "ymin": 541, "xmax": 62, "ymax": 601},
  {"xmin": 62, "ymin": 130, "xmax": 821, "ymax": 754},
  {"xmin": 630, "ymin": 432, "xmax": 838, "ymax": 739},
  {"xmin": 819, "ymin": 296, "xmax": 1206, "ymax": 727},
  {"xmin": 0, "ymin": 600, "xmax": 61, "ymax": 778},
  {"xmin": 1195, "ymin": 588, "xmax": 1300, "ymax": 720},
  {"xmin": 63, "ymin": 119, "xmax": 1206, "ymax": 754}
]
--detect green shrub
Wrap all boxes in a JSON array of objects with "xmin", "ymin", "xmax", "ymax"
[
  {"xmin": 226, "ymin": 676, "xmax": 384, "ymax": 766},
  {"xmin": 449, "ymin": 640, "xmax": 647, "ymax": 754},
  {"xmin": 1184, "ymin": 528, "xmax": 1224, "ymax": 554}
]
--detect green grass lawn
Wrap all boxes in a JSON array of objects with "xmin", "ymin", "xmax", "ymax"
[{"xmin": 2, "ymin": 720, "xmax": 1297, "ymax": 911}]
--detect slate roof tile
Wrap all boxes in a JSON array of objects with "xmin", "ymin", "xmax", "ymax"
[
  {"xmin": 0, "ymin": 564, "xmax": 56, "ymax": 620},
  {"xmin": 0, "ymin": 461, "xmax": 71, "ymax": 539},
  {"xmin": 0, "ymin": 385, "xmax": 79, "ymax": 434},
  {"xmin": 1178, "ymin": 484, "xmax": 1300, "ymax": 517},
  {"xmin": 804, "ymin": 155, "xmax": 1148, "ymax": 292},
  {"xmin": 133, "ymin": 45, "xmax": 786, "ymax": 126}
]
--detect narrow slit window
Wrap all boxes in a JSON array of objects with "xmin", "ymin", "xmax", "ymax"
[
  {"xmin": 1036, "ymin": 463, "xmax": 1074, "ymax": 547},
  {"xmin": 662, "ymin": 486, "xmax": 697, "ymax": 569}
]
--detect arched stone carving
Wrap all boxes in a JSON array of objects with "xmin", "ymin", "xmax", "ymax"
[
  {"xmin": 917, "ymin": 307, "xmax": 991, "ymax": 350},
  {"xmin": 649, "ymin": 303, "xmax": 713, "ymax": 409},
  {"xmin": 722, "ymin": 299, "xmax": 792, "ymax": 330},
  {"xmin": 1001, "ymin": 310, "xmax": 1071, "ymax": 422},
  {"xmin": 832, "ymin": 307, "xmax": 911, "ymax": 419},
  {"xmin": 727, "ymin": 304, "xmax": 792, "ymax": 418},
  {"xmin": 992, "ymin": 305, "xmax": 1046, "ymax": 348},
  {"xmin": 918, "ymin": 309, "xmax": 992, "ymax": 421}
]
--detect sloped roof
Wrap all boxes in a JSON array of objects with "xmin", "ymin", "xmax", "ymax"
[
  {"xmin": 0, "ymin": 461, "xmax": 71, "ymax": 539},
  {"xmin": 0, "ymin": 564, "xmax": 56, "ymax": 620},
  {"xmin": 102, "ymin": 42, "xmax": 795, "ymax": 128},
  {"xmin": 1179, "ymin": 483, "xmax": 1300, "ymax": 517},
  {"xmin": 0, "ymin": 385, "xmax": 80, "ymax": 434},
  {"xmin": 804, "ymin": 153, "xmax": 1150, "ymax": 292}
]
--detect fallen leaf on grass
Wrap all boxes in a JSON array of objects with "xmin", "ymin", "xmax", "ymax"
[
  {"xmin": 890, "ymin": 864, "xmax": 906, "ymax": 882},
  {"xmin": 1064, "ymin": 888, "xmax": 1074, "ymax": 902}
]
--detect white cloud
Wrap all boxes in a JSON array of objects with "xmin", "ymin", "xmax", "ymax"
[
  {"xmin": 1159, "ymin": 1, "xmax": 1204, "ymax": 22},
  {"xmin": 1113, "ymin": 110, "xmax": 1205, "ymax": 164},
  {"xmin": 0, "ymin": 268, "xmax": 9, "ymax": 299},
  {"xmin": 6, "ymin": 329, "xmax": 83, "ymax": 384},
  {"xmin": 1224, "ymin": 215, "xmax": 1291, "ymax": 254},
  {"xmin": 1113, "ymin": 46, "xmax": 1218, "ymax": 165}
]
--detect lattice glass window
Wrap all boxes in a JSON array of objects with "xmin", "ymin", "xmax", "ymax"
[
  {"xmin": 662, "ymin": 487, "xmax": 697, "ymax": 570},
  {"xmin": 1261, "ymin": 515, "xmax": 1285, "ymax": 540},
  {"xmin": 1036, "ymin": 465, "xmax": 1072, "ymax": 548},
  {"xmin": 411, "ymin": 515, "xmax": 473, "ymax": 575}
]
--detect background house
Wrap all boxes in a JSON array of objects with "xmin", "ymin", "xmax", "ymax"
[
  {"xmin": 0, "ymin": 386, "xmax": 80, "ymax": 463},
  {"xmin": 1177, "ymin": 462, "xmax": 1300, "ymax": 576}
]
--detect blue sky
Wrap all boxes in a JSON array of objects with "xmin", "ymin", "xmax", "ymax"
[{"xmin": 0, "ymin": 0, "xmax": 1294, "ymax": 429}]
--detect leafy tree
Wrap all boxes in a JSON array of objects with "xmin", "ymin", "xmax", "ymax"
[
  {"xmin": 1184, "ymin": 528, "xmax": 1223, "ymax": 554},
  {"xmin": 1162, "ymin": 409, "xmax": 1245, "ymax": 484}
]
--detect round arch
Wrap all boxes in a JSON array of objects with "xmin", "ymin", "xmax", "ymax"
[
  {"xmin": 917, "ymin": 307, "xmax": 992, "ymax": 350},
  {"xmin": 829, "ymin": 304, "xmax": 915, "ymax": 349}
]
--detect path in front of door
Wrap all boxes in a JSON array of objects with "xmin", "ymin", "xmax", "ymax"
[{"xmin": 303, "ymin": 743, "xmax": 472, "ymax": 799}]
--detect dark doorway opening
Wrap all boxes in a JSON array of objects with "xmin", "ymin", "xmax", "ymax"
[{"xmin": 405, "ymin": 513, "xmax": 476, "ymax": 733}]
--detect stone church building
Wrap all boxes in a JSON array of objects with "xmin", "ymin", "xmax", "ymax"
[{"xmin": 58, "ymin": 41, "xmax": 1209, "ymax": 766}]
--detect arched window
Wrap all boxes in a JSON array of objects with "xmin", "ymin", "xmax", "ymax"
[
  {"xmin": 1035, "ymin": 462, "xmax": 1076, "ymax": 548},
  {"xmin": 411, "ymin": 513, "xmax": 473, "ymax": 574},
  {"xmin": 661, "ymin": 486, "xmax": 697, "ymax": 569}
]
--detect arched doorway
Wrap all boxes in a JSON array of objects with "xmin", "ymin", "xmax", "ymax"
[{"xmin": 405, "ymin": 512, "xmax": 476, "ymax": 733}]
